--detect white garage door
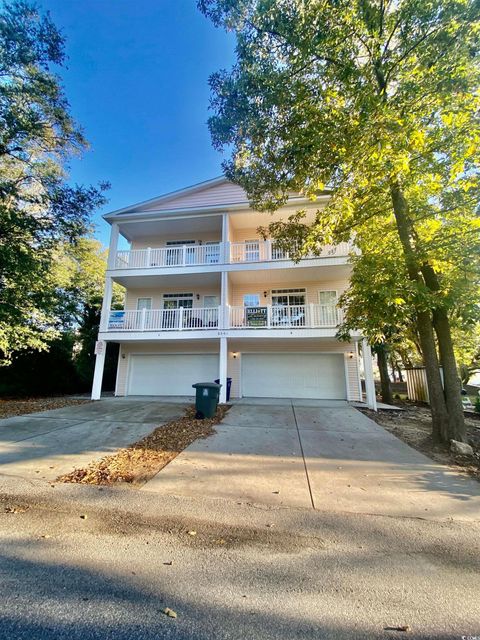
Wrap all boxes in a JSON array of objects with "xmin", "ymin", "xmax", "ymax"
[
  {"xmin": 127, "ymin": 354, "xmax": 218, "ymax": 396},
  {"xmin": 242, "ymin": 353, "xmax": 347, "ymax": 399}
]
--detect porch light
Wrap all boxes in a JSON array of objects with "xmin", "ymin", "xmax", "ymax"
[
  {"xmin": 232, "ymin": 352, "xmax": 238, "ymax": 359},
  {"xmin": 348, "ymin": 351, "xmax": 354, "ymax": 359},
  {"xmin": 263, "ymin": 291, "xmax": 268, "ymax": 298}
]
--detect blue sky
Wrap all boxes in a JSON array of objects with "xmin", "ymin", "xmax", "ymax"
[{"xmin": 40, "ymin": 0, "xmax": 236, "ymax": 246}]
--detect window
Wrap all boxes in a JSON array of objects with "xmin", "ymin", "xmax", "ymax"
[
  {"xmin": 204, "ymin": 295, "xmax": 219, "ymax": 308},
  {"xmin": 136, "ymin": 298, "xmax": 152, "ymax": 311},
  {"xmin": 165, "ymin": 240, "xmax": 196, "ymax": 265},
  {"xmin": 318, "ymin": 290, "xmax": 337, "ymax": 305},
  {"xmin": 272, "ymin": 288, "xmax": 306, "ymax": 307},
  {"xmin": 271, "ymin": 289, "xmax": 306, "ymax": 326},
  {"xmin": 318, "ymin": 290, "xmax": 338, "ymax": 326},
  {"xmin": 163, "ymin": 293, "xmax": 194, "ymax": 309},
  {"xmin": 243, "ymin": 294, "xmax": 260, "ymax": 307}
]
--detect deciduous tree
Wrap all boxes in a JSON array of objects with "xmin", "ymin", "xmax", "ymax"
[{"xmin": 200, "ymin": 0, "xmax": 480, "ymax": 442}]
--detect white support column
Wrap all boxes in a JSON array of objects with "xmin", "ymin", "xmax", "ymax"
[
  {"xmin": 91, "ymin": 345, "xmax": 106, "ymax": 400},
  {"xmin": 219, "ymin": 337, "xmax": 228, "ymax": 404},
  {"xmin": 220, "ymin": 271, "xmax": 229, "ymax": 329},
  {"xmin": 362, "ymin": 338, "xmax": 377, "ymax": 411},
  {"xmin": 354, "ymin": 340, "xmax": 362, "ymax": 402},
  {"xmin": 99, "ymin": 275, "xmax": 113, "ymax": 332},
  {"xmin": 221, "ymin": 212, "xmax": 229, "ymax": 263},
  {"xmin": 107, "ymin": 223, "xmax": 120, "ymax": 269}
]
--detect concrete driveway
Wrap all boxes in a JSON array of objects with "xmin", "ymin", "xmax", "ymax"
[
  {"xmin": 144, "ymin": 399, "xmax": 480, "ymax": 521},
  {"xmin": 0, "ymin": 398, "xmax": 187, "ymax": 481}
]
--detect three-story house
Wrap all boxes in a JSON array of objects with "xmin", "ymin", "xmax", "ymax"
[{"xmin": 92, "ymin": 177, "xmax": 377, "ymax": 408}]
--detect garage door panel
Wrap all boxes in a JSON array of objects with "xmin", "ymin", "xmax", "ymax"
[
  {"xmin": 128, "ymin": 354, "xmax": 218, "ymax": 396},
  {"xmin": 242, "ymin": 353, "xmax": 346, "ymax": 400}
]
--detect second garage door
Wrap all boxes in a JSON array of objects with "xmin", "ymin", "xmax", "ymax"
[
  {"xmin": 242, "ymin": 353, "xmax": 347, "ymax": 399},
  {"xmin": 127, "ymin": 354, "xmax": 218, "ymax": 396}
]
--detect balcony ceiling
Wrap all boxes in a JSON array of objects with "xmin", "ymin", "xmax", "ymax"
[
  {"xmin": 112, "ymin": 271, "xmax": 222, "ymax": 290},
  {"xmin": 230, "ymin": 205, "xmax": 321, "ymax": 230},
  {"xmin": 229, "ymin": 263, "xmax": 351, "ymax": 284},
  {"xmin": 119, "ymin": 214, "xmax": 223, "ymax": 241}
]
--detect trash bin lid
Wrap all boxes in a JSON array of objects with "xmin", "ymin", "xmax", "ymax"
[{"xmin": 192, "ymin": 382, "xmax": 222, "ymax": 389}]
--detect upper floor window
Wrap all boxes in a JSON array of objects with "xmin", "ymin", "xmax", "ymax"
[
  {"xmin": 163, "ymin": 293, "xmax": 194, "ymax": 310},
  {"xmin": 318, "ymin": 290, "xmax": 337, "ymax": 306},
  {"xmin": 243, "ymin": 294, "xmax": 260, "ymax": 307},
  {"xmin": 137, "ymin": 298, "xmax": 152, "ymax": 311},
  {"xmin": 272, "ymin": 288, "xmax": 306, "ymax": 307}
]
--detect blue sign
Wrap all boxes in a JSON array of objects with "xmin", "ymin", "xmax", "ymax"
[{"xmin": 108, "ymin": 310, "xmax": 125, "ymax": 329}]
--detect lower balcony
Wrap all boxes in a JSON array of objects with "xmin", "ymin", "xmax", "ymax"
[{"xmin": 105, "ymin": 304, "xmax": 342, "ymax": 333}]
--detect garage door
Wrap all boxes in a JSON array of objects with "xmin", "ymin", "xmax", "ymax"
[
  {"xmin": 242, "ymin": 353, "xmax": 347, "ymax": 399},
  {"xmin": 127, "ymin": 354, "xmax": 218, "ymax": 396}
]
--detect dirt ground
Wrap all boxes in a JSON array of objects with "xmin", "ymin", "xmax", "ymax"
[
  {"xmin": 360, "ymin": 403, "xmax": 480, "ymax": 481},
  {"xmin": 57, "ymin": 404, "xmax": 229, "ymax": 486},
  {"xmin": 0, "ymin": 397, "xmax": 90, "ymax": 419}
]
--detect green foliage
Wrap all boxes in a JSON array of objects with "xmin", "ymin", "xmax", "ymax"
[
  {"xmin": 0, "ymin": 333, "xmax": 78, "ymax": 396},
  {"xmin": 474, "ymin": 395, "xmax": 480, "ymax": 414},
  {"xmin": 0, "ymin": 1, "xmax": 108, "ymax": 363},
  {"xmin": 201, "ymin": 0, "xmax": 479, "ymax": 349}
]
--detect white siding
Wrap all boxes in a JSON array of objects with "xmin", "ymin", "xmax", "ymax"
[
  {"xmin": 230, "ymin": 279, "xmax": 349, "ymax": 307},
  {"xmin": 115, "ymin": 341, "xmax": 219, "ymax": 396},
  {"xmin": 131, "ymin": 231, "xmax": 221, "ymax": 251},
  {"xmin": 142, "ymin": 182, "xmax": 247, "ymax": 212},
  {"xmin": 227, "ymin": 339, "xmax": 360, "ymax": 401},
  {"xmin": 124, "ymin": 287, "xmax": 221, "ymax": 312}
]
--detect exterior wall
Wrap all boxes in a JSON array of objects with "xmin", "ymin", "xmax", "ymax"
[
  {"xmin": 115, "ymin": 338, "xmax": 361, "ymax": 402},
  {"xmin": 131, "ymin": 231, "xmax": 221, "ymax": 251},
  {"xmin": 229, "ymin": 227, "xmax": 263, "ymax": 243},
  {"xmin": 227, "ymin": 339, "xmax": 361, "ymax": 401},
  {"xmin": 115, "ymin": 341, "xmax": 220, "ymax": 396},
  {"xmin": 124, "ymin": 286, "xmax": 221, "ymax": 311},
  {"xmin": 142, "ymin": 182, "xmax": 247, "ymax": 212},
  {"xmin": 230, "ymin": 278, "xmax": 349, "ymax": 307}
]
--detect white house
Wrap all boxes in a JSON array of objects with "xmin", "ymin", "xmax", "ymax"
[{"xmin": 92, "ymin": 177, "xmax": 377, "ymax": 407}]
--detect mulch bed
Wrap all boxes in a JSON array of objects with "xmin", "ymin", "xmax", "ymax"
[
  {"xmin": 0, "ymin": 397, "xmax": 90, "ymax": 419},
  {"xmin": 57, "ymin": 404, "xmax": 229, "ymax": 486},
  {"xmin": 359, "ymin": 403, "xmax": 480, "ymax": 482}
]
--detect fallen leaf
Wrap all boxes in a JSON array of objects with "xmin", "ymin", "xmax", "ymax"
[
  {"xmin": 79, "ymin": 514, "xmax": 87, "ymax": 520},
  {"xmin": 384, "ymin": 625, "xmax": 410, "ymax": 632},
  {"xmin": 187, "ymin": 530, "xmax": 197, "ymax": 536},
  {"xmin": 162, "ymin": 607, "xmax": 177, "ymax": 619}
]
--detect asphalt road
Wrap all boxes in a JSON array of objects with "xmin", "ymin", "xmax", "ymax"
[{"xmin": 0, "ymin": 477, "xmax": 479, "ymax": 640}]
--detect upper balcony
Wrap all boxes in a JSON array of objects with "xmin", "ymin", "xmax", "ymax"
[{"xmin": 112, "ymin": 240, "xmax": 353, "ymax": 272}]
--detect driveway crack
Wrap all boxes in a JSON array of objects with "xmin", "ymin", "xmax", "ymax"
[{"xmin": 291, "ymin": 402, "xmax": 315, "ymax": 510}]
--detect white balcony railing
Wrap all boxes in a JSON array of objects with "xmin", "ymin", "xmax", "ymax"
[
  {"xmin": 114, "ymin": 241, "xmax": 353, "ymax": 269},
  {"xmin": 105, "ymin": 304, "xmax": 341, "ymax": 333},
  {"xmin": 115, "ymin": 244, "xmax": 222, "ymax": 269},
  {"xmin": 107, "ymin": 307, "xmax": 220, "ymax": 332},
  {"xmin": 228, "ymin": 304, "xmax": 342, "ymax": 329}
]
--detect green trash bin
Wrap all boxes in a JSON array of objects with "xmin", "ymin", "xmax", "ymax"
[{"xmin": 192, "ymin": 382, "xmax": 222, "ymax": 419}]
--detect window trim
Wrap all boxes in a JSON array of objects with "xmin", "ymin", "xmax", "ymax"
[
  {"xmin": 136, "ymin": 297, "xmax": 152, "ymax": 311},
  {"xmin": 243, "ymin": 293, "xmax": 261, "ymax": 307},
  {"xmin": 318, "ymin": 289, "xmax": 338, "ymax": 305}
]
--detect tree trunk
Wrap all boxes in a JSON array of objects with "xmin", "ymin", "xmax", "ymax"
[
  {"xmin": 389, "ymin": 181, "xmax": 450, "ymax": 442},
  {"xmin": 419, "ymin": 264, "xmax": 466, "ymax": 442},
  {"xmin": 376, "ymin": 344, "xmax": 393, "ymax": 404}
]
